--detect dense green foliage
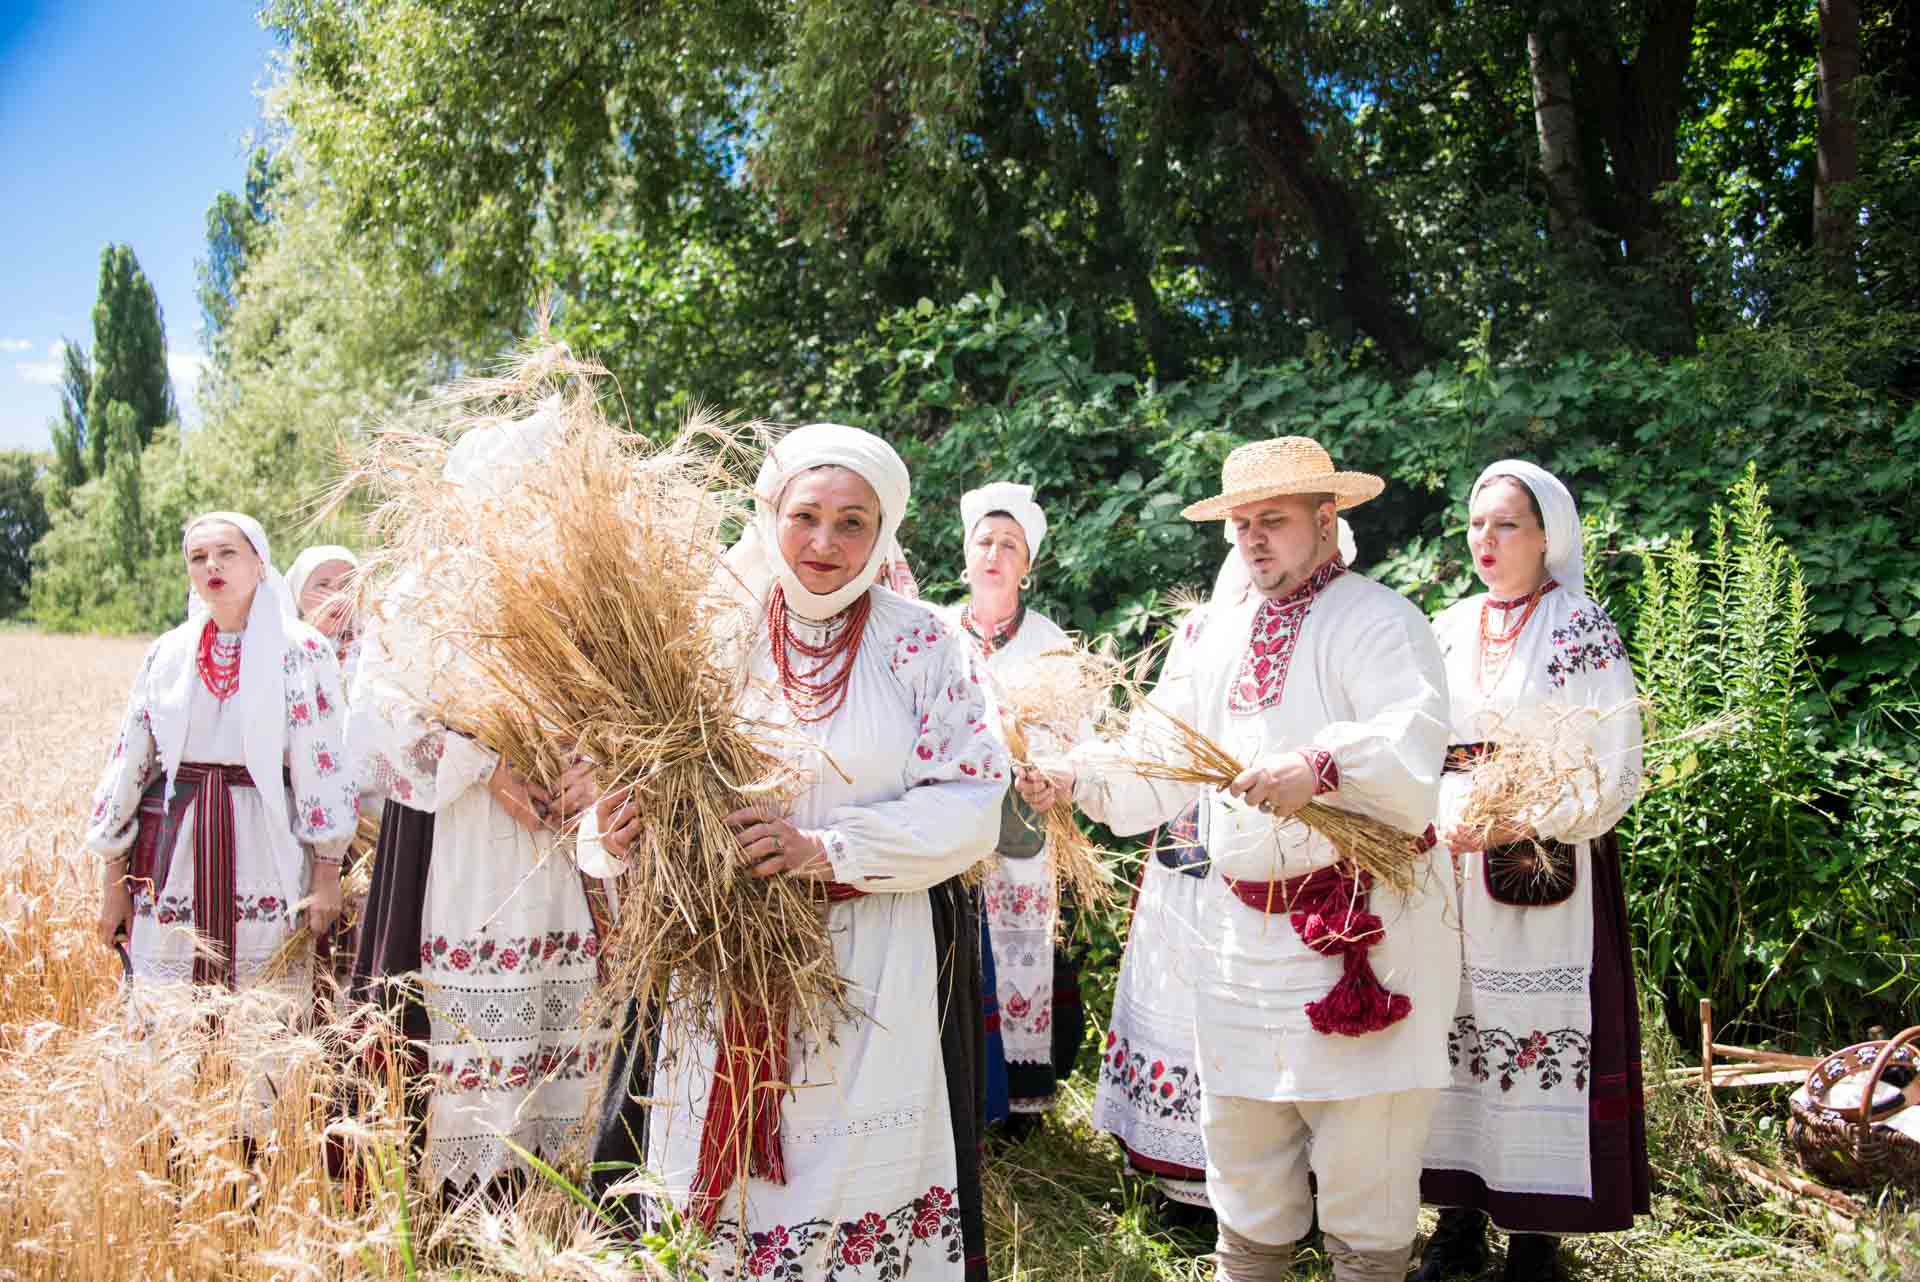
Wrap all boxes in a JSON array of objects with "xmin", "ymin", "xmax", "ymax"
[
  {"xmin": 18, "ymin": 0, "xmax": 1920, "ymax": 1045},
  {"xmin": 0, "ymin": 451, "xmax": 50, "ymax": 617}
]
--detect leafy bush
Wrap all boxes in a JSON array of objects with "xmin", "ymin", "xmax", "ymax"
[{"xmin": 1626, "ymin": 467, "xmax": 1918, "ymax": 1047}]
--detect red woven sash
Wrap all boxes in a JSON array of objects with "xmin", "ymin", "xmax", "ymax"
[
  {"xmin": 689, "ymin": 880, "xmax": 867, "ymax": 1228},
  {"xmin": 157, "ymin": 763, "xmax": 266, "ymax": 988},
  {"xmin": 1225, "ymin": 825, "xmax": 1436, "ymax": 1038}
]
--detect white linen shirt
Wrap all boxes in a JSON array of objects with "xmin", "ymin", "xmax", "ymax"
[{"xmin": 1070, "ymin": 565, "xmax": 1458, "ymax": 1101}]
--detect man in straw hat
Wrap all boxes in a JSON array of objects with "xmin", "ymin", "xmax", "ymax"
[{"xmin": 1019, "ymin": 437, "xmax": 1457, "ymax": 1282}]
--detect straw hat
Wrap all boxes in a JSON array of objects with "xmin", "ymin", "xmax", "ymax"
[{"xmin": 1180, "ymin": 437, "xmax": 1385, "ymax": 521}]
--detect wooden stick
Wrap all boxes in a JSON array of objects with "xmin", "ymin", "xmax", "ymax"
[
  {"xmin": 1708, "ymin": 1043, "xmax": 1822, "ymax": 1069},
  {"xmin": 1656, "ymin": 1067, "xmax": 1810, "ymax": 1089},
  {"xmin": 1698, "ymin": 1145, "xmax": 1877, "ymax": 1242},
  {"xmin": 1701, "ymin": 998, "xmax": 1716, "ymax": 1114}
]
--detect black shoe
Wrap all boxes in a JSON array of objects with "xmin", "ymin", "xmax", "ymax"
[
  {"xmin": 1501, "ymin": 1233, "xmax": 1559, "ymax": 1282},
  {"xmin": 1154, "ymin": 1194, "xmax": 1216, "ymax": 1235},
  {"xmin": 987, "ymin": 1112, "xmax": 1042, "ymax": 1146},
  {"xmin": 1409, "ymin": 1207, "xmax": 1489, "ymax": 1281}
]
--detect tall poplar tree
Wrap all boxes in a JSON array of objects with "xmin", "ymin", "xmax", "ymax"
[{"xmin": 84, "ymin": 245, "xmax": 176, "ymax": 477}]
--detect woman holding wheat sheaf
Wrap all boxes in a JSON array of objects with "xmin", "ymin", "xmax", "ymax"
[
  {"xmin": 345, "ymin": 409, "xmax": 615, "ymax": 1195},
  {"xmin": 1412, "ymin": 461, "xmax": 1649, "ymax": 1282},
  {"xmin": 594, "ymin": 424, "xmax": 1007, "ymax": 1282},
  {"xmin": 86, "ymin": 512, "xmax": 355, "ymax": 1018},
  {"xmin": 935, "ymin": 481, "xmax": 1085, "ymax": 1137}
]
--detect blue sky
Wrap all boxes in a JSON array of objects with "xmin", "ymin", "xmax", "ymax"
[{"xmin": 0, "ymin": 2, "xmax": 277, "ymax": 451}]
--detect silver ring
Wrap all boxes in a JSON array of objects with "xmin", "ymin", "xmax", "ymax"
[
  {"xmin": 773, "ymin": 835, "xmax": 782, "ymax": 853},
  {"xmin": 1260, "ymin": 801, "xmax": 1275, "ymax": 815}
]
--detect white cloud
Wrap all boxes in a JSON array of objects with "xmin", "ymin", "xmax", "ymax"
[
  {"xmin": 13, "ymin": 340, "xmax": 67, "ymax": 387},
  {"xmin": 0, "ymin": 338, "xmax": 32, "ymax": 352}
]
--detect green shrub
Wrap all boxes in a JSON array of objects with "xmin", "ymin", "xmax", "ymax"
[{"xmin": 1626, "ymin": 467, "xmax": 1919, "ymax": 1048}]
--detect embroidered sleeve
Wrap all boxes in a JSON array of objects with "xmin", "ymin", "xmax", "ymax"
[
  {"xmin": 1309, "ymin": 604, "xmax": 1451, "ymax": 841},
  {"xmin": 1527, "ymin": 603, "xmax": 1642, "ymax": 843},
  {"xmin": 1067, "ymin": 607, "xmax": 1208, "ymax": 837},
  {"xmin": 287, "ymin": 638, "xmax": 358, "ymax": 861},
  {"xmin": 346, "ymin": 615, "xmax": 499, "ymax": 814},
  {"xmin": 84, "ymin": 642, "xmax": 164, "ymax": 858},
  {"xmin": 808, "ymin": 616, "xmax": 1008, "ymax": 892}
]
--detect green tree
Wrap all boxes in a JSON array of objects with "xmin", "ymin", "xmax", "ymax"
[
  {"xmin": 85, "ymin": 245, "xmax": 176, "ymax": 475},
  {"xmin": 0, "ymin": 450, "xmax": 51, "ymax": 616},
  {"xmin": 45, "ymin": 337, "xmax": 91, "ymax": 497},
  {"xmin": 198, "ymin": 145, "xmax": 285, "ymax": 364},
  {"xmin": 99, "ymin": 402, "xmax": 146, "ymax": 575}
]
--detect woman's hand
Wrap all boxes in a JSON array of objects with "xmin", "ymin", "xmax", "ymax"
[
  {"xmin": 1016, "ymin": 763, "xmax": 1075, "ymax": 812},
  {"xmin": 1443, "ymin": 820, "xmax": 1536, "ymax": 853},
  {"xmin": 725, "ymin": 806, "xmax": 831, "ymax": 881},
  {"xmin": 487, "ymin": 759, "xmax": 553, "ymax": 835},
  {"xmin": 306, "ymin": 861, "xmax": 343, "ymax": 936},
  {"xmin": 595, "ymin": 784, "xmax": 640, "ymax": 860},
  {"xmin": 555, "ymin": 758, "xmax": 599, "ymax": 823},
  {"xmin": 97, "ymin": 867, "xmax": 134, "ymax": 950}
]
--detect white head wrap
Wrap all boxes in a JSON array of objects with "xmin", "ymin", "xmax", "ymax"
[
  {"xmin": 163, "ymin": 511, "xmax": 306, "ymax": 902},
  {"xmin": 286, "ymin": 544, "xmax": 360, "ymax": 617},
  {"xmin": 725, "ymin": 423, "xmax": 911, "ymax": 620},
  {"xmin": 445, "ymin": 396, "xmax": 566, "ymax": 497},
  {"xmin": 1470, "ymin": 459, "xmax": 1584, "ymax": 597},
  {"xmin": 959, "ymin": 481, "xmax": 1047, "ymax": 563},
  {"xmin": 1211, "ymin": 516, "xmax": 1358, "ymax": 604}
]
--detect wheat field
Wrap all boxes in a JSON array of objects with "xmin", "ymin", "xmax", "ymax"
[{"xmin": 0, "ymin": 631, "xmax": 668, "ymax": 1282}]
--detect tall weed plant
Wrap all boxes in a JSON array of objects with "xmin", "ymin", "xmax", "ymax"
[{"xmin": 1626, "ymin": 466, "xmax": 1916, "ymax": 1048}]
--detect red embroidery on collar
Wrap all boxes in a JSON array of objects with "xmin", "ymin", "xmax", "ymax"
[{"xmin": 1228, "ymin": 557, "xmax": 1347, "ymax": 716}]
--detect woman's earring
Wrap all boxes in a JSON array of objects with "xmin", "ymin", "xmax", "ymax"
[{"xmin": 1020, "ymin": 575, "xmax": 1033, "ymax": 591}]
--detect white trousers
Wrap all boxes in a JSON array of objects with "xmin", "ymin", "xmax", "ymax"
[{"xmin": 1203, "ymin": 1089, "xmax": 1437, "ymax": 1256}]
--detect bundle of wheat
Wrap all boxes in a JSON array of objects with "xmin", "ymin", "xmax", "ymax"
[
  {"xmin": 989, "ymin": 640, "xmax": 1129, "ymax": 919},
  {"xmin": 331, "ymin": 342, "xmax": 856, "ymax": 1101},
  {"xmin": 1120, "ymin": 698, "xmax": 1430, "ymax": 896}
]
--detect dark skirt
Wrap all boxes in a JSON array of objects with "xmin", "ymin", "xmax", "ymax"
[
  {"xmin": 1421, "ymin": 830, "xmax": 1652, "ymax": 1234},
  {"xmin": 349, "ymin": 800, "xmax": 437, "ymax": 1049},
  {"xmin": 589, "ymin": 877, "xmax": 990, "ymax": 1282}
]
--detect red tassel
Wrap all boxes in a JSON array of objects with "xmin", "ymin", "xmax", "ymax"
[
  {"xmin": 1230, "ymin": 861, "xmax": 1414, "ymax": 1038},
  {"xmin": 1306, "ymin": 951, "xmax": 1414, "ymax": 1036},
  {"xmin": 689, "ymin": 999, "xmax": 791, "ymax": 1229}
]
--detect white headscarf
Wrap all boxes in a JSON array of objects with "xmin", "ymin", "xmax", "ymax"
[
  {"xmin": 725, "ymin": 423, "xmax": 912, "ymax": 620},
  {"xmin": 1210, "ymin": 517, "xmax": 1359, "ymax": 605},
  {"xmin": 445, "ymin": 396, "xmax": 566, "ymax": 496},
  {"xmin": 161, "ymin": 511, "xmax": 306, "ymax": 900},
  {"xmin": 960, "ymin": 481, "xmax": 1047, "ymax": 563},
  {"xmin": 1470, "ymin": 459, "xmax": 1584, "ymax": 598},
  {"xmin": 286, "ymin": 544, "xmax": 359, "ymax": 617}
]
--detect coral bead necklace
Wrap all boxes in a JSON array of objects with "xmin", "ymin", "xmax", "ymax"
[
  {"xmin": 767, "ymin": 586, "xmax": 871, "ymax": 723},
  {"xmin": 197, "ymin": 618, "xmax": 242, "ymax": 701}
]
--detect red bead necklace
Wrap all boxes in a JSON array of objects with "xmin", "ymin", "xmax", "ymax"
[
  {"xmin": 197, "ymin": 618, "xmax": 242, "ymax": 701},
  {"xmin": 960, "ymin": 602, "xmax": 1023, "ymax": 657},
  {"xmin": 1476, "ymin": 579, "xmax": 1558, "ymax": 692},
  {"xmin": 767, "ymin": 585, "xmax": 872, "ymax": 723}
]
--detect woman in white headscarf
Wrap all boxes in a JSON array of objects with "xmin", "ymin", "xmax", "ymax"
[
  {"xmin": 1092, "ymin": 518, "xmax": 1359, "ymax": 1229},
  {"xmin": 86, "ymin": 512, "xmax": 356, "ymax": 998},
  {"xmin": 933, "ymin": 482, "xmax": 1082, "ymax": 1135},
  {"xmin": 1413, "ymin": 462, "xmax": 1648, "ymax": 1282},
  {"xmin": 593, "ymin": 424, "xmax": 1008, "ymax": 1282},
  {"xmin": 287, "ymin": 543, "xmax": 366, "ymax": 987},
  {"xmin": 346, "ymin": 406, "xmax": 615, "ymax": 1194},
  {"xmin": 287, "ymin": 545, "xmax": 362, "ymax": 676}
]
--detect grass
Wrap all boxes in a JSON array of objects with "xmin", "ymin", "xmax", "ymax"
[{"xmin": 0, "ymin": 629, "xmax": 1912, "ymax": 1280}]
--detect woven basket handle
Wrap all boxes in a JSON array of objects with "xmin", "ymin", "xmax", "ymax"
[{"xmin": 1852, "ymin": 1025, "xmax": 1920, "ymax": 1128}]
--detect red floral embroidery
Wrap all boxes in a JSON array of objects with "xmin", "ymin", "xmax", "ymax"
[{"xmin": 1228, "ymin": 557, "xmax": 1346, "ymax": 715}]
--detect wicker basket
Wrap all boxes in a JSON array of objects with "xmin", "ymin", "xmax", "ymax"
[{"xmin": 1787, "ymin": 1025, "xmax": 1920, "ymax": 1193}]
